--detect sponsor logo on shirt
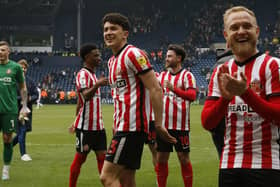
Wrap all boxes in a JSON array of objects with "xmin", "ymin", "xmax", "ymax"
[
  {"xmin": 0, "ymin": 77, "xmax": 12, "ymax": 83},
  {"xmin": 228, "ymin": 104, "xmax": 254, "ymax": 113},
  {"xmin": 249, "ymin": 79, "xmax": 262, "ymax": 95},
  {"xmin": 116, "ymin": 79, "xmax": 126, "ymax": 88}
]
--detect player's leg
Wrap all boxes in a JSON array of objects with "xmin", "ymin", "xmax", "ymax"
[
  {"xmin": 69, "ymin": 130, "xmax": 88, "ymax": 187},
  {"xmin": 100, "ymin": 132, "xmax": 145, "ymax": 187},
  {"xmin": 156, "ymin": 152, "xmax": 170, "ymax": 187},
  {"xmin": 175, "ymin": 130, "xmax": 192, "ymax": 187},
  {"xmin": 93, "ymin": 129, "xmax": 107, "ymax": 174},
  {"xmin": 101, "ymin": 161, "xmax": 123, "ymax": 187},
  {"xmin": 156, "ymin": 131, "xmax": 172, "ymax": 187},
  {"xmin": 18, "ymin": 124, "xmax": 27, "ymax": 157},
  {"xmin": 1, "ymin": 114, "xmax": 17, "ymax": 180},
  {"xmin": 148, "ymin": 143, "xmax": 157, "ymax": 167},
  {"xmin": 12, "ymin": 132, "xmax": 19, "ymax": 146},
  {"xmin": 177, "ymin": 152, "xmax": 192, "ymax": 187},
  {"xmin": 69, "ymin": 152, "xmax": 88, "ymax": 187},
  {"xmin": 119, "ymin": 168, "xmax": 136, "ymax": 187}
]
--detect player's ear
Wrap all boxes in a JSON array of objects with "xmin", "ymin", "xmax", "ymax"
[
  {"xmin": 223, "ymin": 30, "xmax": 228, "ymax": 40},
  {"xmin": 124, "ymin": 30, "xmax": 129, "ymax": 39},
  {"xmin": 256, "ymin": 26, "xmax": 260, "ymax": 38}
]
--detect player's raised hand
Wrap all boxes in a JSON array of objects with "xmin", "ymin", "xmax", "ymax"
[
  {"xmin": 155, "ymin": 125, "xmax": 177, "ymax": 144},
  {"xmin": 224, "ymin": 72, "xmax": 247, "ymax": 96},
  {"xmin": 97, "ymin": 76, "xmax": 109, "ymax": 87},
  {"xmin": 218, "ymin": 64, "xmax": 233, "ymax": 100},
  {"xmin": 164, "ymin": 80, "xmax": 174, "ymax": 91}
]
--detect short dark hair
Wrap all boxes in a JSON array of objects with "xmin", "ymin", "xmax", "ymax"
[
  {"xmin": 0, "ymin": 41, "xmax": 9, "ymax": 47},
  {"xmin": 79, "ymin": 43, "xmax": 98, "ymax": 61},
  {"xmin": 102, "ymin": 12, "xmax": 130, "ymax": 31},
  {"xmin": 167, "ymin": 44, "xmax": 186, "ymax": 62}
]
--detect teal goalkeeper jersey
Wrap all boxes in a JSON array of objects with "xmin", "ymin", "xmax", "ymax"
[{"xmin": 0, "ymin": 60, "xmax": 24, "ymax": 114}]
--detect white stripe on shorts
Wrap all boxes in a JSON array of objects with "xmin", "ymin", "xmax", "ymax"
[
  {"xmin": 80, "ymin": 132, "xmax": 84, "ymax": 152},
  {"xmin": 113, "ymin": 137, "xmax": 126, "ymax": 164}
]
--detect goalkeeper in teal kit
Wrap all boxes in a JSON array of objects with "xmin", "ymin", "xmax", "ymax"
[{"xmin": 0, "ymin": 41, "xmax": 30, "ymax": 180}]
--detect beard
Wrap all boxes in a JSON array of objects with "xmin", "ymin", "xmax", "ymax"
[{"xmin": 230, "ymin": 38, "xmax": 257, "ymax": 59}]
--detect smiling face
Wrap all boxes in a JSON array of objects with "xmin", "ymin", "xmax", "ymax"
[
  {"xmin": 165, "ymin": 50, "xmax": 180, "ymax": 69},
  {"xmin": 85, "ymin": 49, "xmax": 102, "ymax": 68},
  {"xmin": 103, "ymin": 22, "xmax": 128, "ymax": 54},
  {"xmin": 224, "ymin": 10, "xmax": 259, "ymax": 60}
]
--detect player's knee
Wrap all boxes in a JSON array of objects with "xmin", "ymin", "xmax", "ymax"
[
  {"xmin": 178, "ymin": 154, "xmax": 190, "ymax": 165},
  {"xmin": 100, "ymin": 173, "xmax": 111, "ymax": 186},
  {"xmin": 3, "ymin": 134, "xmax": 12, "ymax": 143}
]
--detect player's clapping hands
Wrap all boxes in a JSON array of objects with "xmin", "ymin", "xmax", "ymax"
[{"xmin": 218, "ymin": 64, "xmax": 248, "ymax": 100}]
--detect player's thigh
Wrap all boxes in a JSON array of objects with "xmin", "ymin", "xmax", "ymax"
[
  {"xmin": 106, "ymin": 132, "xmax": 146, "ymax": 170},
  {"xmin": 101, "ymin": 160, "xmax": 125, "ymax": 183},
  {"xmin": 119, "ymin": 168, "xmax": 136, "ymax": 187},
  {"xmin": 0, "ymin": 114, "xmax": 18, "ymax": 133},
  {"xmin": 174, "ymin": 130, "xmax": 190, "ymax": 153}
]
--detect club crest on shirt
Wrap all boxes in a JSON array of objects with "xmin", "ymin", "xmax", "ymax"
[
  {"xmin": 136, "ymin": 55, "xmax": 147, "ymax": 68},
  {"xmin": 249, "ymin": 79, "xmax": 262, "ymax": 94},
  {"xmin": 6, "ymin": 69, "xmax": 11, "ymax": 74}
]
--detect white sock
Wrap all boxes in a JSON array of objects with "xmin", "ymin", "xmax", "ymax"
[{"xmin": 3, "ymin": 165, "xmax": 10, "ymax": 171}]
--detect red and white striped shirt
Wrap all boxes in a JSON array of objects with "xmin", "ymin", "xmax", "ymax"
[
  {"xmin": 108, "ymin": 44, "xmax": 152, "ymax": 133},
  {"xmin": 74, "ymin": 68, "xmax": 104, "ymax": 131},
  {"xmin": 158, "ymin": 69, "xmax": 196, "ymax": 131},
  {"xmin": 208, "ymin": 53, "xmax": 280, "ymax": 169}
]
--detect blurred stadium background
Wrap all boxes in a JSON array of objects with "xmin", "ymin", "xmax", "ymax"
[
  {"xmin": 1, "ymin": 0, "xmax": 280, "ymax": 186},
  {"xmin": 1, "ymin": 0, "xmax": 280, "ymax": 104}
]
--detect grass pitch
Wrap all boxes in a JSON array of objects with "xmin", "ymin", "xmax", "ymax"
[{"xmin": 0, "ymin": 104, "xmax": 219, "ymax": 187}]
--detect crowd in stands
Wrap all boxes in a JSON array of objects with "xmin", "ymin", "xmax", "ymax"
[{"xmin": 4, "ymin": 0, "xmax": 280, "ymax": 104}]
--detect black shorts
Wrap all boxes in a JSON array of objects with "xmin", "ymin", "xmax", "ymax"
[
  {"xmin": 157, "ymin": 130, "xmax": 190, "ymax": 152},
  {"xmin": 219, "ymin": 168, "xmax": 280, "ymax": 187},
  {"xmin": 145, "ymin": 121, "xmax": 156, "ymax": 145},
  {"xmin": 75, "ymin": 129, "xmax": 107, "ymax": 153},
  {"xmin": 106, "ymin": 132, "xmax": 146, "ymax": 170}
]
